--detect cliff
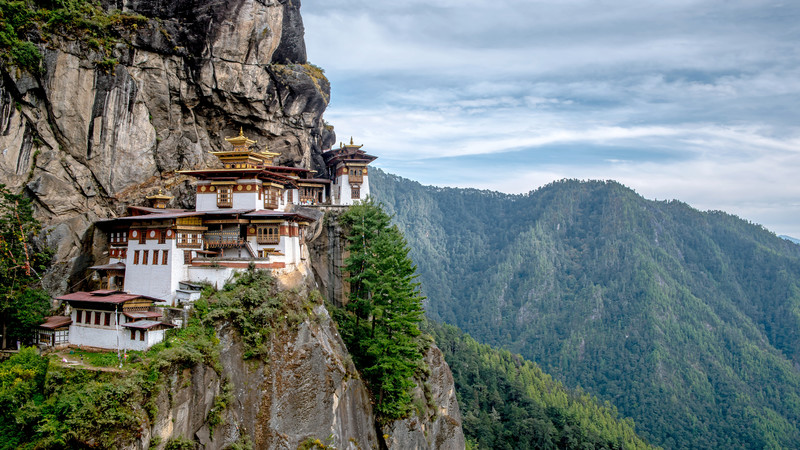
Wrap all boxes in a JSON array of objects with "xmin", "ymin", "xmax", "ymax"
[
  {"xmin": 0, "ymin": 0, "xmax": 334, "ymax": 294},
  {"xmin": 128, "ymin": 270, "xmax": 463, "ymax": 450}
]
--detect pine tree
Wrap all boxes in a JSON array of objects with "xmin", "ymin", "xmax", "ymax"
[
  {"xmin": 338, "ymin": 199, "xmax": 425, "ymax": 419},
  {"xmin": 0, "ymin": 184, "xmax": 51, "ymax": 348}
]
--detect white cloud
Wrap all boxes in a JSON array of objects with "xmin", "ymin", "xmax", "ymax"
[{"xmin": 302, "ymin": 0, "xmax": 800, "ymax": 236}]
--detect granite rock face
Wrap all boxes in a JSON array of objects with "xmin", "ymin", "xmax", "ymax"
[
  {"xmin": 0, "ymin": 0, "xmax": 334, "ymax": 293},
  {"xmin": 133, "ymin": 300, "xmax": 464, "ymax": 450}
]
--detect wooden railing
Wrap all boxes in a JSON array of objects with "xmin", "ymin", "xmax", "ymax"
[
  {"xmin": 257, "ymin": 235, "xmax": 280, "ymax": 245},
  {"xmin": 204, "ymin": 230, "xmax": 244, "ymax": 248}
]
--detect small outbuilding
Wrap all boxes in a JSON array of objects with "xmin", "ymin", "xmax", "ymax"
[{"xmin": 36, "ymin": 316, "xmax": 72, "ymax": 348}]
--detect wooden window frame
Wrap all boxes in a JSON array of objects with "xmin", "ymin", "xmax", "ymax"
[
  {"xmin": 158, "ymin": 232, "xmax": 166, "ymax": 244},
  {"xmin": 152, "ymin": 249, "xmax": 159, "ymax": 265},
  {"xmin": 142, "ymin": 250, "xmax": 149, "ymax": 265},
  {"xmin": 217, "ymin": 186, "xmax": 233, "ymax": 208},
  {"xmin": 104, "ymin": 312, "xmax": 111, "ymax": 327},
  {"xmin": 94, "ymin": 311, "xmax": 101, "ymax": 326},
  {"xmin": 139, "ymin": 232, "xmax": 146, "ymax": 244},
  {"xmin": 133, "ymin": 250, "xmax": 139, "ymax": 265},
  {"xmin": 139, "ymin": 330, "xmax": 145, "ymax": 341},
  {"xmin": 256, "ymin": 225, "xmax": 280, "ymax": 245},
  {"xmin": 76, "ymin": 310, "xmax": 82, "ymax": 323},
  {"xmin": 349, "ymin": 168, "xmax": 364, "ymax": 183},
  {"xmin": 162, "ymin": 250, "xmax": 169, "ymax": 265},
  {"xmin": 264, "ymin": 186, "xmax": 279, "ymax": 209},
  {"xmin": 130, "ymin": 329, "xmax": 136, "ymax": 340},
  {"xmin": 351, "ymin": 185, "xmax": 361, "ymax": 199}
]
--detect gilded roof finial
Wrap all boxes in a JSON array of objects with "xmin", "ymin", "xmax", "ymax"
[
  {"xmin": 350, "ymin": 136, "xmax": 354, "ymax": 145},
  {"xmin": 239, "ymin": 127, "xmax": 244, "ymax": 137}
]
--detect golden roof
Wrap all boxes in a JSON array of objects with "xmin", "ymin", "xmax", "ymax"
[
  {"xmin": 225, "ymin": 128, "xmax": 257, "ymax": 147},
  {"xmin": 146, "ymin": 189, "xmax": 173, "ymax": 200},
  {"xmin": 340, "ymin": 136, "xmax": 364, "ymax": 149}
]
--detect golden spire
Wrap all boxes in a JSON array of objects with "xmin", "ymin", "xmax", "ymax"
[
  {"xmin": 350, "ymin": 136, "xmax": 354, "ymax": 145},
  {"xmin": 225, "ymin": 128, "xmax": 257, "ymax": 147}
]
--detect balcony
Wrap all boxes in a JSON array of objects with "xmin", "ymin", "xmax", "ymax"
[
  {"xmin": 204, "ymin": 230, "xmax": 245, "ymax": 248},
  {"xmin": 257, "ymin": 235, "xmax": 280, "ymax": 245}
]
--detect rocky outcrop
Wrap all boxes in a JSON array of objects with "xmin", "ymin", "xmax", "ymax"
[
  {"xmin": 306, "ymin": 208, "xmax": 466, "ymax": 449},
  {"xmin": 135, "ymin": 298, "xmax": 463, "ymax": 449},
  {"xmin": 126, "ymin": 301, "xmax": 376, "ymax": 449},
  {"xmin": 0, "ymin": 0, "xmax": 334, "ymax": 293},
  {"xmin": 382, "ymin": 345, "xmax": 466, "ymax": 449}
]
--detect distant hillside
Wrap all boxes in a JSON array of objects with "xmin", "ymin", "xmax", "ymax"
[
  {"xmin": 780, "ymin": 235, "xmax": 800, "ymax": 245},
  {"xmin": 371, "ymin": 169, "xmax": 800, "ymax": 449},
  {"xmin": 425, "ymin": 320, "xmax": 656, "ymax": 449}
]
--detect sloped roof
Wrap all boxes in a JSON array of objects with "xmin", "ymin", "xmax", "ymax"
[
  {"xmin": 122, "ymin": 320, "xmax": 175, "ymax": 329},
  {"xmin": 56, "ymin": 291, "xmax": 159, "ymax": 305},
  {"xmin": 39, "ymin": 316, "xmax": 72, "ymax": 329},
  {"xmin": 123, "ymin": 311, "xmax": 162, "ymax": 320}
]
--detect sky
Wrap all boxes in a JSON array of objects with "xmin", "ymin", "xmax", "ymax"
[{"xmin": 302, "ymin": 0, "xmax": 800, "ymax": 238}]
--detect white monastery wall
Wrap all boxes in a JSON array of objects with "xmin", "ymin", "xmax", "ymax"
[
  {"xmin": 187, "ymin": 266, "xmax": 236, "ymax": 289},
  {"xmin": 125, "ymin": 234, "xmax": 179, "ymax": 301}
]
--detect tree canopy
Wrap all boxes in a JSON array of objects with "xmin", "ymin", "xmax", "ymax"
[
  {"xmin": 372, "ymin": 169, "xmax": 800, "ymax": 448},
  {"xmin": 0, "ymin": 184, "xmax": 51, "ymax": 348},
  {"xmin": 332, "ymin": 199, "xmax": 426, "ymax": 420}
]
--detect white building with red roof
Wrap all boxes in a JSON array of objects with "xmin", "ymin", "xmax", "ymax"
[
  {"xmin": 89, "ymin": 131, "xmax": 378, "ymax": 306},
  {"xmin": 56, "ymin": 290, "xmax": 174, "ymax": 351}
]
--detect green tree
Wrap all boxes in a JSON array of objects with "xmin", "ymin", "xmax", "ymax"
[
  {"xmin": 338, "ymin": 199, "xmax": 425, "ymax": 420},
  {"xmin": 0, "ymin": 184, "xmax": 51, "ymax": 348}
]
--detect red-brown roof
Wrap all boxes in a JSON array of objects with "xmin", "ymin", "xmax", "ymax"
[
  {"xmin": 123, "ymin": 311, "xmax": 162, "ymax": 320},
  {"xmin": 243, "ymin": 211, "xmax": 316, "ymax": 221},
  {"xmin": 39, "ymin": 316, "xmax": 72, "ymax": 329},
  {"xmin": 89, "ymin": 262, "xmax": 126, "ymax": 271},
  {"xmin": 56, "ymin": 291, "xmax": 159, "ymax": 305},
  {"xmin": 122, "ymin": 320, "xmax": 175, "ymax": 330}
]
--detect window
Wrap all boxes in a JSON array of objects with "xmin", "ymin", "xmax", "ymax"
[
  {"xmin": 133, "ymin": 250, "xmax": 140, "ymax": 265},
  {"xmin": 257, "ymin": 226, "xmax": 280, "ymax": 244},
  {"xmin": 142, "ymin": 250, "xmax": 149, "ymax": 265},
  {"xmin": 76, "ymin": 310, "xmax": 82, "ymax": 323},
  {"xmin": 140, "ymin": 330, "xmax": 145, "ymax": 341},
  {"xmin": 184, "ymin": 250, "xmax": 192, "ymax": 264},
  {"xmin": 152, "ymin": 250, "xmax": 159, "ymax": 265},
  {"xmin": 86, "ymin": 311, "xmax": 92, "ymax": 324},
  {"xmin": 130, "ymin": 329, "xmax": 136, "ymax": 340},
  {"xmin": 349, "ymin": 168, "xmax": 363, "ymax": 182},
  {"xmin": 159, "ymin": 231, "xmax": 166, "ymax": 244},
  {"xmin": 94, "ymin": 312, "xmax": 101, "ymax": 325},
  {"xmin": 217, "ymin": 186, "xmax": 232, "ymax": 208},
  {"xmin": 352, "ymin": 186, "xmax": 361, "ymax": 199},
  {"xmin": 264, "ymin": 186, "xmax": 278, "ymax": 209},
  {"xmin": 162, "ymin": 250, "xmax": 169, "ymax": 265},
  {"xmin": 139, "ymin": 231, "xmax": 146, "ymax": 244},
  {"xmin": 104, "ymin": 312, "xmax": 111, "ymax": 326},
  {"xmin": 287, "ymin": 189, "xmax": 293, "ymax": 203},
  {"xmin": 55, "ymin": 330, "xmax": 68, "ymax": 344},
  {"xmin": 300, "ymin": 187, "xmax": 317, "ymax": 204}
]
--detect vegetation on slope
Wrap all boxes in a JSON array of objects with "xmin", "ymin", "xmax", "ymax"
[
  {"xmin": 0, "ymin": 269, "xmax": 314, "ymax": 449},
  {"xmin": 330, "ymin": 200, "xmax": 427, "ymax": 421},
  {"xmin": 0, "ymin": 0, "xmax": 146, "ymax": 72},
  {"xmin": 372, "ymin": 169, "xmax": 800, "ymax": 448},
  {"xmin": 427, "ymin": 320, "xmax": 655, "ymax": 450},
  {"xmin": 0, "ymin": 184, "xmax": 52, "ymax": 349}
]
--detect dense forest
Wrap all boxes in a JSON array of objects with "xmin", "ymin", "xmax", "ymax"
[
  {"xmin": 425, "ymin": 320, "xmax": 654, "ymax": 449},
  {"xmin": 371, "ymin": 169, "xmax": 800, "ymax": 448}
]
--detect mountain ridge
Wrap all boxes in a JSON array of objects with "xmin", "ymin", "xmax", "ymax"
[{"xmin": 371, "ymin": 168, "xmax": 800, "ymax": 448}]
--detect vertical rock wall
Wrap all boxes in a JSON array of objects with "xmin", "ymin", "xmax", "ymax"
[{"xmin": 0, "ymin": 0, "xmax": 335, "ymax": 293}]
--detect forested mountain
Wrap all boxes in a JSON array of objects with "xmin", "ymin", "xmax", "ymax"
[
  {"xmin": 425, "ymin": 320, "xmax": 655, "ymax": 449},
  {"xmin": 371, "ymin": 169, "xmax": 800, "ymax": 449}
]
